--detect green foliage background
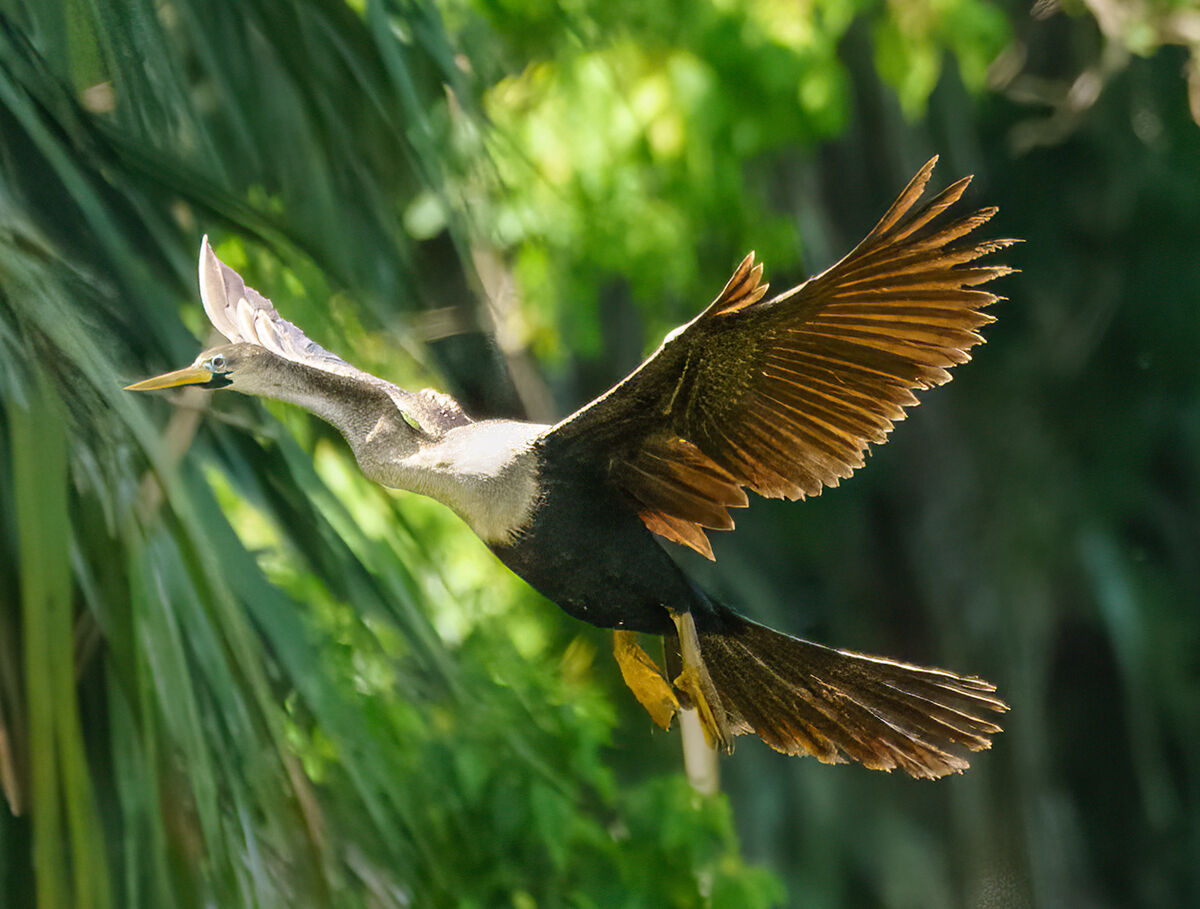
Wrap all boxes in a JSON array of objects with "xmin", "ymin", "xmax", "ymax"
[{"xmin": 1, "ymin": 0, "xmax": 1197, "ymax": 906}]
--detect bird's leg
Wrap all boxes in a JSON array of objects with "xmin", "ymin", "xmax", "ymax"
[
  {"xmin": 667, "ymin": 609, "xmax": 733, "ymax": 753},
  {"xmin": 613, "ymin": 630, "xmax": 679, "ymax": 730}
]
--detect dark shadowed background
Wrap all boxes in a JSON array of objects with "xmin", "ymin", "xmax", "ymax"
[{"xmin": 1, "ymin": 1, "xmax": 1197, "ymax": 906}]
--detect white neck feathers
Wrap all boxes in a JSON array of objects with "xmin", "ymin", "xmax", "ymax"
[{"xmin": 374, "ymin": 421, "xmax": 547, "ymax": 545}]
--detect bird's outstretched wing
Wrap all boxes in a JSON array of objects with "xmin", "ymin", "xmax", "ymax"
[
  {"xmin": 198, "ymin": 237, "xmax": 471, "ymax": 432},
  {"xmin": 543, "ymin": 158, "xmax": 1015, "ymax": 559}
]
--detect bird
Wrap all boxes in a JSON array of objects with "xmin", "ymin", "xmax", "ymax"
[{"xmin": 128, "ymin": 157, "xmax": 1013, "ymax": 779}]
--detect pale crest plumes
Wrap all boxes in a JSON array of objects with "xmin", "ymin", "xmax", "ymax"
[
  {"xmin": 198, "ymin": 236, "xmax": 358, "ymax": 378},
  {"xmin": 195, "ymin": 237, "xmax": 473, "ymax": 436}
]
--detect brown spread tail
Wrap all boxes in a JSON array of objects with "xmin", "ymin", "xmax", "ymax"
[{"xmin": 692, "ymin": 611, "xmax": 1007, "ymax": 779}]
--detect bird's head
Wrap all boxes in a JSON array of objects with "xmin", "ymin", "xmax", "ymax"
[
  {"xmin": 125, "ymin": 236, "xmax": 473, "ymax": 478},
  {"xmin": 125, "ymin": 343, "xmax": 276, "ymax": 394}
]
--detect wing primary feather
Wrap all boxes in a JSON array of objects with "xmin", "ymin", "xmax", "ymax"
[
  {"xmin": 880, "ymin": 176, "xmax": 973, "ymax": 248},
  {"xmin": 762, "ymin": 363, "xmax": 914, "ymax": 418},
  {"xmin": 835, "ymin": 217, "xmax": 1010, "ymax": 288},
  {"xmin": 826, "ymin": 265, "xmax": 1013, "ymax": 295},
  {"xmin": 756, "ymin": 389, "xmax": 891, "ymax": 447},
  {"xmin": 855, "ymin": 157, "xmax": 938, "ymax": 246},
  {"xmin": 762, "ymin": 354, "xmax": 922, "ymax": 408},
  {"xmin": 836, "ymin": 238, "xmax": 1013, "ymax": 283}
]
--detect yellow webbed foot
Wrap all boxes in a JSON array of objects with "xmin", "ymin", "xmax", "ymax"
[
  {"xmin": 613, "ymin": 630, "xmax": 679, "ymax": 730},
  {"xmin": 667, "ymin": 609, "xmax": 733, "ymax": 753}
]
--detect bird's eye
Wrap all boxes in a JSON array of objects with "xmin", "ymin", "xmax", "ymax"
[{"xmin": 209, "ymin": 354, "xmax": 227, "ymax": 372}]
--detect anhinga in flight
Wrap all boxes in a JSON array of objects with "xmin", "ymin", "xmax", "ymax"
[{"xmin": 129, "ymin": 158, "xmax": 1012, "ymax": 779}]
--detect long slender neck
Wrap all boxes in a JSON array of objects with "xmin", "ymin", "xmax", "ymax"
[
  {"xmin": 241, "ymin": 357, "xmax": 407, "ymax": 456},
  {"xmin": 239, "ymin": 355, "xmax": 547, "ymax": 544}
]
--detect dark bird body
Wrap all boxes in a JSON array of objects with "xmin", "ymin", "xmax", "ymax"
[
  {"xmin": 128, "ymin": 159, "xmax": 1013, "ymax": 779},
  {"xmin": 491, "ymin": 437, "xmax": 709, "ymax": 635}
]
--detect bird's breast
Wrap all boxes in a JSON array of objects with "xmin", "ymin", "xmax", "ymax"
[
  {"xmin": 452, "ymin": 450, "xmax": 542, "ymax": 545},
  {"xmin": 389, "ymin": 420, "xmax": 547, "ymax": 546}
]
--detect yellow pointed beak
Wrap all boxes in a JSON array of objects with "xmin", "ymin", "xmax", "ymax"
[{"xmin": 124, "ymin": 365, "xmax": 213, "ymax": 391}]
